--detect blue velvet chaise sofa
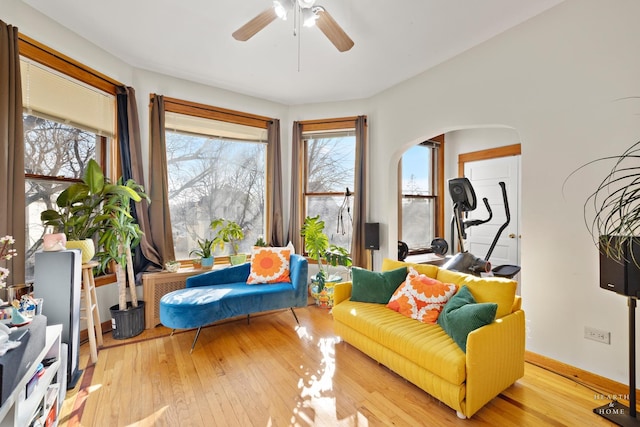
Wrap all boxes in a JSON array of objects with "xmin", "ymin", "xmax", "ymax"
[{"xmin": 159, "ymin": 254, "xmax": 309, "ymax": 351}]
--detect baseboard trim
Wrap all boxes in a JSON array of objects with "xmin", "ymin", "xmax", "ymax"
[
  {"xmin": 80, "ymin": 320, "xmax": 112, "ymax": 343},
  {"xmin": 525, "ymin": 350, "xmax": 639, "ymax": 401}
]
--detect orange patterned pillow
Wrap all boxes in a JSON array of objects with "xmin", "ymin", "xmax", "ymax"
[
  {"xmin": 387, "ymin": 267, "xmax": 458, "ymax": 323},
  {"xmin": 247, "ymin": 246, "xmax": 292, "ymax": 284}
]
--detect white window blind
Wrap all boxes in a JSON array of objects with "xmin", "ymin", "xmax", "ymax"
[
  {"xmin": 165, "ymin": 112, "xmax": 267, "ymax": 142},
  {"xmin": 20, "ymin": 58, "xmax": 115, "ymax": 137}
]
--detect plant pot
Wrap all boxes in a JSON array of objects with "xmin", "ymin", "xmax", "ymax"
[
  {"xmin": 66, "ymin": 239, "xmax": 95, "ymax": 264},
  {"xmin": 42, "ymin": 233, "xmax": 66, "ymax": 252},
  {"xmin": 110, "ymin": 301, "xmax": 145, "ymax": 339},
  {"xmin": 309, "ymin": 276, "xmax": 343, "ymax": 308},
  {"xmin": 229, "ymin": 254, "xmax": 247, "ymax": 265},
  {"xmin": 192, "ymin": 258, "xmax": 202, "ymax": 269},
  {"xmin": 201, "ymin": 256, "xmax": 214, "ymax": 270}
]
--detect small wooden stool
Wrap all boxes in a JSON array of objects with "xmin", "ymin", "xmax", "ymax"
[{"xmin": 81, "ymin": 261, "xmax": 103, "ymax": 364}]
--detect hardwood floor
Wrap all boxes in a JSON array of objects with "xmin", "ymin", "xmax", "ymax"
[{"xmin": 59, "ymin": 306, "xmax": 627, "ymax": 426}]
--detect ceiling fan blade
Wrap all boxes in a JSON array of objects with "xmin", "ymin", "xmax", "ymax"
[
  {"xmin": 315, "ymin": 8, "xmax": 354, "ymax": 52},
  {"xmin": 232, "ymin": 7, "xmax": 278, "ymax": 41}
]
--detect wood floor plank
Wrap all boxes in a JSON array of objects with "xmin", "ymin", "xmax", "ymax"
[{"xmin": 61, "ymin": 306, "xmax": 623, "ymax": 426}]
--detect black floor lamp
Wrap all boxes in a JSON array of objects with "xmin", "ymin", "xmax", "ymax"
[{"xmin": 593, "ymin": 296, "xmax": 637, "ymax": 426}]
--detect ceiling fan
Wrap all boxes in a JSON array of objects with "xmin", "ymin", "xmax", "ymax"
[{"xmin": 232, "ymin": 0, "xmax": 354, "ymax": 52}]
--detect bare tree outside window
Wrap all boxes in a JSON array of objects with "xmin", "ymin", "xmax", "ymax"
[{"xmin": 165, "ymin": 131, "xmax": 266, "ymax": 260}]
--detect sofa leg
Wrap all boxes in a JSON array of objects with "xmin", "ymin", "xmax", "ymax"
[
  {"xmin": 170, "ymin": 329, "xmax": 175, "ymax": 336},
  {"xmin": 190, "ymin": 327, "xmax": 202, "ymax": 353},
  {"xmin": 290, "ymin": 308, "xmax": 300, "ymax": 325},
  {"xmin": 247, "ymin": 314, "xmax": 250, "ymax": 325},
  {"xmin": 456, "ymin": 411, "xmax": 466, "ymax": 420}
]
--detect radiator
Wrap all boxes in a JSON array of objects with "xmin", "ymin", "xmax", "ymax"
[{"xmin": 142, "ymin": 269, "xmax": 204, "ymax": 329}]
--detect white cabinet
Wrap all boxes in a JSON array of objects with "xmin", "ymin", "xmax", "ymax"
[{"xmin": 0, "ymin": 324, "xmax": 65, "ymax": 427}]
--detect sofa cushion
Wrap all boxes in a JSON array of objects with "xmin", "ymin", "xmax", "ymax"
[
  {"xmin": 435, "ymin": 268, "xmax": 471, "ymax": 287},
  {"xmin": 387, "ymin": 267, "xmax": 458, "ymax": 323},
  {"xmin": 438, "ymin": 286, "xmax": 497, "ymax": 352},
  {"xmin": 462, "ymin": 275, "xmax": 517, "ymax": 318},
  {"xmin": 332, "ymin": 300, "xmax": 466, "ymax": 385},
  {"xmin": 247, "ymin": 245, "xmax": 291, "ymax": 284},
  {"xmin": 381, "ymin": 258, "xmax": 439, "ymax": 278},
  {"xmin": 350, "ymin": 266, "xmax": 407, "ymax": 304}
]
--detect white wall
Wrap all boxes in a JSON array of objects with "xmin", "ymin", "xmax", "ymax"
[{"xmin": 5, "ymin": 0, "xmax": 640, "ymax": 386}]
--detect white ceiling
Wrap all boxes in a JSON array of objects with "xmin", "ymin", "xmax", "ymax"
[{"xmin": 22, "ymin": 0, "xmax": 564, "ymax": 105}]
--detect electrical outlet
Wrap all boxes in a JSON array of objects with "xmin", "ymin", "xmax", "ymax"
[{"xmin": 584, "ymin": 326, "xmax": 611, "ymax": 344}]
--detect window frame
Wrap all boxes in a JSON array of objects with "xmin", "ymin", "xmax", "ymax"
[
  {"xmin": 398, "ymin": 135, "xmax": 445, "ymax": 254},
  {"xmin": 298, "ymin": 116, "xmax": 360, "ymax": 252},
  {"xmin": 19, "ymin": 33, "xmax": 121, "ymax": 286},
  {"xmin": 159, "ymin": 96, "xmax": 274, "ymax": 263}
]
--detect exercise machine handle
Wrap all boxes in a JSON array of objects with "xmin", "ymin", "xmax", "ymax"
[{"xmin": 484, "ymin": 182, "xmax": 511, "ymax": 261}]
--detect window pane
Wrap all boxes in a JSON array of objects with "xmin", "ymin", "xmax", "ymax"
[
  {"xmin": 306, "ymin": 195, "xmax": 352, "ymax": 250},
  {"xmin": 402, "ymin": 145, "xmax": 432, "ymax": 195},
  {"xmin": 306, "ymin": 135, "xmax": 355, "ymax": 193},
  {"xmin": 166, "ymin": 131, "xmax": 266, "ymax": 259},
  {"xmin": 23, "ymin": 113, "xmax": 101, "ymax": 282},
  {"xmin": 24, "ymin": 114, "xmax": 98, "ymax": 179},
  {"xmin": 401, "ymin": 197, "xmax": 435, "ymax": 249}
]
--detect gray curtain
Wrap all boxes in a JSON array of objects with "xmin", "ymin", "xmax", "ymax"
[
  {"xmin": 117, "ymin": 86, "xmax": 162, "ymax": 274},
  {"xmin": 351, "ymin": 116, "xmax": 368, "ymax": 267},
  {"xmin": 267, "ymin": 119, "xmax": 285, "ymax": 246},
  {"xmin": 286, "ymin": 121, "xmax": 303, "ymax": 253},
  {"xmin": 0, "ymin": 21, "xmax": 25, "ymax": 286},
  {"xmin": 148, "ymin": 95, "xmax": 175, "ymax": 264}
]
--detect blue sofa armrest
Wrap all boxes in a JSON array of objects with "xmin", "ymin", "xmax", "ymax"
[
  {"xmin": 186, "ymin": 262, "xmax": 251, "ymax": 288},
  {"xmin": 289, "ymin": 254, "xmax": 309, "ymax": 305}
]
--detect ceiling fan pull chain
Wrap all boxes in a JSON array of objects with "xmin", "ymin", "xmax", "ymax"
[{"xmin": 296, "ymin": 3, "xmax": 302, "ymax": 72}]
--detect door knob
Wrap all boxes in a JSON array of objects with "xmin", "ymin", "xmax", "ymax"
[{"xmin": 508, "ymin": 233, "xmax": 516, "ymax": 239}]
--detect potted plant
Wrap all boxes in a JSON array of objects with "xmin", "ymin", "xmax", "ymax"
[
  {"xmin": 96, "ymin": 177, "xmax": 147, "ymax": 339},
  {"xmin": 40, "ymin": 159, "xmax": 142, "ymax": 264},
  {"xmin": 300, "ymin": 215, "xmax": 352, "ymax": 307},
  {"xmin": 211, "ymin": 218, "xmax": 246, "ymax": 265},
  {"xmin": 189, "ymin": 238, "xmax": 215, "ymax": 269},
  {"xmin": 254, "ymin": 235, "xmax": 268, "ymax": 247}
]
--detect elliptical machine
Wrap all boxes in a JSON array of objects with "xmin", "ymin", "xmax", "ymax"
[{"xmin": 443, "ymin": 177, "xmax": 521, "ymax": 279}]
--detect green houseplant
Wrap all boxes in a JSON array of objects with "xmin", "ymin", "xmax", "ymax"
[
  {"xmin": 40, "ymin": 159, "xmax": 143, "ymax": 263},
  {"xmin": 300, "ymin": 215, "xmax": 352, "ymax": 307},
  {"xmin": 210, "ymin": 218, "xmax": 246, "ymax": 265},
  {"xmin": 96, "ymin": 177, "xmax": 147, "ymax": 339},
  {"xmin": 189, "ymin": 238, "xmax": 215, "ymax": 269}
]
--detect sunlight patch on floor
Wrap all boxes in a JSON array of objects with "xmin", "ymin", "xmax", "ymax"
[
  {"xmin": 296, "ymin": 325, "xmax": 313, "ymax": 341},
  {"xmin": 124, "ymin": 406, "xmax": 169, "ymax": 427},
  {"xmin": 291, "ymin": 335, "xmax": 370, "ymax": 426}
]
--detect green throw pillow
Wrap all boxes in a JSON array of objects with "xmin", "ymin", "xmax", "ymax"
[
  {"xmin": 350, "ymin": 266, "xmax": 407, "ymax": 304},
  {"xmin": 437, "ymin": 285, "xmax": 497, "ymax": 352}
]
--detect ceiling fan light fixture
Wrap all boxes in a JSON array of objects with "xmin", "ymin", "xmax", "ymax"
[
  {"xmin": 297, "ymin": 0, "xmax": 316, "ymax": 8},
  {"xmin": 273, "ymin": 0, "xmax": 289, "ymax": 20},
  {"xmin": 302, "ymin": 7, "xmax": 320, "ymax": 27}
]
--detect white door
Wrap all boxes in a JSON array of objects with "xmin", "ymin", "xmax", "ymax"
[{"xmin": 463, "ymin": 156, "xmax": 520, "ymax": 272}]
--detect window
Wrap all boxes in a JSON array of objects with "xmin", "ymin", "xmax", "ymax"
[
  {"xmin": 399, "ymin": 139, "xmax": 442, "ymax": 252},
  {"xmin": 19, "ymin": 37, "xmax": 119, "ymax": 281},
  {"xmin": 163, "ymin": 100, "xmax": 270, "ymax": 260},
  {"xmin": 303, "ymin": 127, "xmax": 356, "ymax": 250}
]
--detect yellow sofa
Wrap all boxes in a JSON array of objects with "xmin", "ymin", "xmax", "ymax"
[{"xmin": 331, "ymin": 259, "xmax": 525, "ymax": 419}]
